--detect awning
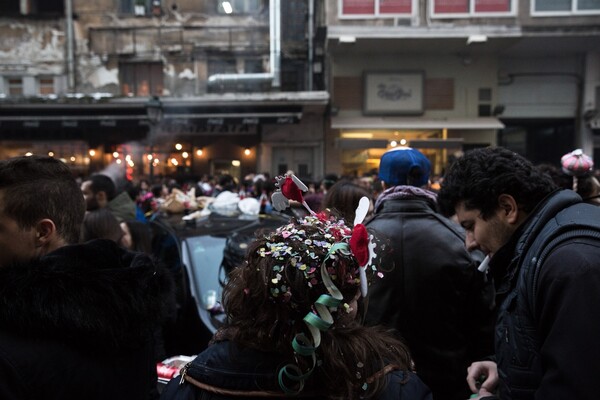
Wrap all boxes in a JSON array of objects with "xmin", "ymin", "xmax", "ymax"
[
  {"xmin": 331, "ymin": 116, "xmax": 505, "ymax": 130},
  {"xmin": 336, "ymin": 138, "xmax": 465, "ymax": 150},
  {"xmin": 0, "ymin": 99, "xmax": 309, "ymax": 143}
]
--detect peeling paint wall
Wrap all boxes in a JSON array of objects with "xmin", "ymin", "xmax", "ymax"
[
  {"xmin": 0, "ymin": 1, "xmax": 308, "ymax": 97},
  {"xmin": 0, "ymin": 20, "xmax": 65, "ymax": 85},
  {"xmin": 67, "ymin": 0, "xmax": 272, "ymax": 96}
]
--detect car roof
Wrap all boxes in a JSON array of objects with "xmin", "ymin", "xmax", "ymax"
[{"xmin": 152, "ymin": 212, "xmax": 291, "ymax": 239}]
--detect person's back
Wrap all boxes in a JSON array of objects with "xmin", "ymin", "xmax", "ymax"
[
  {"xmin": 365, "ymin": 148, "xmax": 494, "ymax": 400},
  {"xmin": 0, "ymin": 156, "xmax": 174, "ymax": 400}
]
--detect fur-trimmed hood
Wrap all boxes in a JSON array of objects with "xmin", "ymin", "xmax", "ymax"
[{"xmin": 0, "ymin": 239, "xmax": 174, "ymax": 351}]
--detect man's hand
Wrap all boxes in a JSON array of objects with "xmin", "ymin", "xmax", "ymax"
[{"xmin": 467, "ymin": 361, "xmax": 499, "ymax": 395}]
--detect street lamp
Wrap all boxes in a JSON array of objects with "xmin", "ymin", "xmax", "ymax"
[{"xmin": 146, "ymin": 96, "xmax": 163, "ymax": 181}]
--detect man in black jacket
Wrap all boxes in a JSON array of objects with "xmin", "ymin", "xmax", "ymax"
[
  {"xmin": 365, "ymin": 147, "xmax": 495, "ymax": 400},
  {"xmin": 0, "ymin": 156, "xmax": 173, "ymax": 400},
  {"xmin": 438, "ymin": 147, "xmax": 600, "ymax": 400}
]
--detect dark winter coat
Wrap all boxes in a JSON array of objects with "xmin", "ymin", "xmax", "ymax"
[
  {"xmin": 365, "ymin": 187, "xmax": 495, "ymax": 400},
  {"xmin": 109, "ymin": 191, "xmax": 138, "ymax": 222},
  {"xmin": 0, "ymin": 239, "xmax": 174, "ymax": 400},
  {"xmin": 487, "ymin": 189, "xmax": 600, "ymax": 400},
  {"xmin": 160, "ymin": 340, "xmax": 433, "ymax": 400}
]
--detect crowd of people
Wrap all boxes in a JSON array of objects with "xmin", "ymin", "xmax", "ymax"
[{"xmin": 1, "ymin": 145, "xmax": 599, "ymax": 400}]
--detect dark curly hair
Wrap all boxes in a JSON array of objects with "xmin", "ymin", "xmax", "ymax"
[
  {"xmin": 218, "ymin": 217, "xmax": 413, "ymax": 399},
  {"xmin": 438, "ymin": 147, "xmax": 557, "ymax": 219}
]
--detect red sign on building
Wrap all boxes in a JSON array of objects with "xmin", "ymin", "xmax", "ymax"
[
  {"xmin": 342, "ymin": 0, "xmax": 412, "ymax": 14},
  {"xmin": 475, "ymin": 0, "xmax": 511, "ymax": 12},
  {"xmin": 342, "ymin": 0, "xmax": 375, "ymax": 14},
  {"xmin": 380, "ymin": 0, "xmax": 412, "ymax": 13},
  {"xmin": 434, "ymin": 0, "xmax": 511, "ymax": 13}
]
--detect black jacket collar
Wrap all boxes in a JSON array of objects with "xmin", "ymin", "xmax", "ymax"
[{"xmin": 0, "ymin": 239, "xmax": 173, "ymax": 350}]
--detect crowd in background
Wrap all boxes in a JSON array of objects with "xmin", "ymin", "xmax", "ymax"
[{"xmin": 85, "ymin": 151, "xmax": 600, "ymax": 228}]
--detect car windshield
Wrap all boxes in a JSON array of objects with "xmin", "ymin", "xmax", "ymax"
[
  {"xmin": 174, "ymin": 212, "xmax": 292, "ymax": 334},
  {"xmin": 184, "ymin": 235, "xmax": 227, "ymax": 311}
]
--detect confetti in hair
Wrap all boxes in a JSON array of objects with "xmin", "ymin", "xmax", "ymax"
[{"xmin": 263, "ymin": 177, "xmax": 382, "ymax": 394}]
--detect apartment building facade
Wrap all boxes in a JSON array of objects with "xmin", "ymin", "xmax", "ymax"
[
  {"xmin": 1, "ymin": 0, "xmax": 599, "ymax": 180},
  {"xmin": 0, "ymin": 0, "xmax": 328, "ymax": 182},
  {"xmin": 322, "ymin": 0, "xmax": 600, "ymax": 177}
]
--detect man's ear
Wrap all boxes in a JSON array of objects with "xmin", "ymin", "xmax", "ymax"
[
  {"xmin": 497, "ymin": 194, "xmax": 519, "ymax": 224},
  {"xmin": 35, "ymin": 219, "xmax": 57, "ymax": 247}
]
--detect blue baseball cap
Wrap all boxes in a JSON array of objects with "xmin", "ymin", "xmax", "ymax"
[{"xmin": 378, "ymin": 147, "xmax": 431, "ymax": 187}]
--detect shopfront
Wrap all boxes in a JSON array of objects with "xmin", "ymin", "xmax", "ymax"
[
  {"xmin": 331, "ymin": 116, "xmax": 503, "ymax": 178},
  {"xmin": 0, "ymin": 92, "xmax": 329, "ymax": 181}
]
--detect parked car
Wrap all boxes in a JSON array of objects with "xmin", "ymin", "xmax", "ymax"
[{"xmin": 151, "ymin": 210, "xmax": 292, "ymax": 386}]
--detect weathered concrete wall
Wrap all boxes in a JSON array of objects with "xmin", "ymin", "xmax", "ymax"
[{"xmin": 0, "ymin": 19, "xmax": 66, "ymax": 93}]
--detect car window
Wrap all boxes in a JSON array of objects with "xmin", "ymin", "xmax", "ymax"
[{"xmin": 183, "ymin": 235, "xmax": 227, "ymax": 333}]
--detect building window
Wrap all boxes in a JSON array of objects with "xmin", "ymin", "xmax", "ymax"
[
  {"xmin": 0, "ymin": 0, "xmax": 64, "ymax": 15},
  {"xmin": 120, "ymin": 0, "xmax": 161, "ymax": 16},
  {"xmin": 38, "ymin": 77, "xmax": 54, "ymax": 95},
  {"xmin": 339, "ymin": 0, "xmax": 415, "ymax": 18},
  {"xmin": 119, "ymin": 62, "xmax": 163, "ymax": 96},
  {"xmin": 208, "ymin": 58, "xmax": 237, "ymax": 76},
  {"xmin": 532, "ymin": 0, "xmax": 600, "ymax": 14},
  {"xmin": 431, "ymin": 0, "xmax": 515, "ymax": 17},
  {"xmin": 217, "ymin": 0, "xmax": 262, "ymax": 14},
  {"xmin": 35, "ymin": 0, "xmax": 64, "ymax": 14},
  {"xmin": 7, "ymin": 78, "xmax": 23, "ymax": 96}
]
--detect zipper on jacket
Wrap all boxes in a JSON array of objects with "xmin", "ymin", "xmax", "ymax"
[{"xmin": 179, "ymin": 361, "xmax": 192, "ymax": 385}]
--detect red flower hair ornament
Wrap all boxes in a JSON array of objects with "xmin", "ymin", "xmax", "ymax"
[
  {"xmin": 272, "ymin": 176, "xmax": 376, "ymax": 297},
  {"xmin": 271, "ymin": 174, "xmax": 315, "ymax": 215},
  {"xmin": 349, "ymin": 196, "xmax": 376, "ymax": 297}
]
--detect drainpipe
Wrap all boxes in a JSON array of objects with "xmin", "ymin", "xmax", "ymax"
[
  {"xmin": 207, "ymin": 0, "xmax": 281, "ymax": 88},
  {"xmin": 307, "ymin": 0, "xmax": 314, "ymax": 91},
  {"xmin": 65, "ymin": 0, "xmax": 76, "ymax": 91}
]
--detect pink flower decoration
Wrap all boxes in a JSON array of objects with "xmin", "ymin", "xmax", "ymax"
[
  {"xmin": 281, "ymin": 176, "xmax": 304, "ymax": 203},
  {"xmin": 350, "ymin": 224, "xmax": 369, "ymax": 267}
]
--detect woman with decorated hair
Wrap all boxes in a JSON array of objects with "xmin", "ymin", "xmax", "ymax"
[{"xmin": 160, "ymin": 175, "xmax": 431, "ymax": 400}]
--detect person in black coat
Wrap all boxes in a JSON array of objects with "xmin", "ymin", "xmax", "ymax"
[
  {"xmin": 0, "ymin": 155, "xmax": 174, "ymax": 400},
  {"xmin": 438, "ymin": 147, "xmax": 600, "ymax": 400},
  {"xmin": 365, "ymin": 148, "xmax": 495, "ymax": 400}
]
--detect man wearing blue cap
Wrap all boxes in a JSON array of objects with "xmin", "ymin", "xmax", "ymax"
[{"xmin": 365, "ymin": 147, "xmax": 495, "ymax": 400}]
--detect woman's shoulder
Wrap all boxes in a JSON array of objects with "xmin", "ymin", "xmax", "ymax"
[{"xmin": 379, "ymin": 370, "xmax": 433, "ymax": 400}]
